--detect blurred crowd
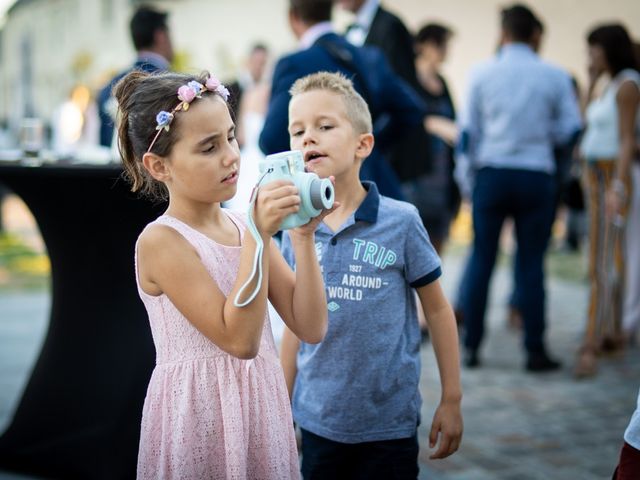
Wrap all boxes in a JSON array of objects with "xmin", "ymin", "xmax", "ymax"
[{"xmin": 0, "ymin": 0, "xmax": 638, "ymax": 377}]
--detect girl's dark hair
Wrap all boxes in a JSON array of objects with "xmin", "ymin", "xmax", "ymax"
[
  {"xmin": 113, "ymin": 71, "xmax": 224, "ymax": 201},
  {"xmin": 415, "ymin": 23, "xmax": 452, "ymax": 48},
  {"xmin": 587, "ymin": 24, "xmax": 638, "ymax": 76}
]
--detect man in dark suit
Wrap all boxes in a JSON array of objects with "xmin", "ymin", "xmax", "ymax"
[
  {"xmin": 338, "ymin": 0, "xmax": 418, "ymax": 89},
  {"xmin": 97, "ymin": 6, "xmax": 173, "ymax": 147},
  {"xmin": 259, "ymin": 0, "xmax": 426, "ymax": 199}
]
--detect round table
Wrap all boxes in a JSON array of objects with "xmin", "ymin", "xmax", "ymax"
[{"xmin": 0, "ymin": 161, "xmax": 165, "ymax": 479}]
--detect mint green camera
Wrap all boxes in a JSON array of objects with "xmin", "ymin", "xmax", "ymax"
[{"xmin": 259, "ymin": 150, "xmax": 335, "ymax": 230}]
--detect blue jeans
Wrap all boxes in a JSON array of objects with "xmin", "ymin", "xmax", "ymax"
[
  {"xmin": 463, "ymin": 167, "xmax": 555, "ymax": 354},
  {"xmin": 300, "ymin": 428, "xmax": 419, "ymax": 480}
]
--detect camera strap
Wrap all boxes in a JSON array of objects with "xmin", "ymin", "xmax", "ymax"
[{"xmin": 233, "ymin": 168, "xmax": 273, "ymax": 307}]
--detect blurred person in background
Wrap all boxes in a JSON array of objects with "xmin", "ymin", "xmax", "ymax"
[
  {"xmin": 97, "ymin": 5, "xmax": 173, "ymax": 148},
  {"xmin": 402, "ymin": 23, "xmax": 460, "ymax": 344},
  {"xmin": 338, "ymin": 0, "xmax": 417, "ymax": 87},
  {"xmin": 506, "ymin": 18, "xmax": 583, "ymax": 330},
  {"xmin": 400, "ymin": 23, "xmax": 459, "ymax": 255},
  {"xmin": 338, "ymin": 0, "xmax": 420, "ymax": 202},
  {"xmin": 337, "ymin": 0, "xmax": 426, "ymax": 200},
  {"xmin": 259, "ymin": 0, "xmax": 427, "ymax": 201},
  {"xmin": 456, "ymin": 4, "xmax": 582, "ymax": 371},
  {"xmin": 226, "ymin": 43, "xmax": 270, "ymax": 126},
  {"xmin": 226, "ymin": 43, "xmax": 272, "ymax": 211},
  {"xmin": 575, "ymin": 23, "xmax": 640, "ymax": 377}
]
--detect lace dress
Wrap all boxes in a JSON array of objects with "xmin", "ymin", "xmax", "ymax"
[{"xmin": 135, "ymin": 212, "xmax": 299, "ymax": 479}]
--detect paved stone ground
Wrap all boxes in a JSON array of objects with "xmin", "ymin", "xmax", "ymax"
[
  {"xmin": 417, "ymin": 252, "xmax": 638, "ymax": 480},
  {"xmin": 0, "ymin": 291, "xmax": 49, "ymax": 480},
  {"xmin": 0, "ymin": 249, "xmax": 637, "ymax": 479}
]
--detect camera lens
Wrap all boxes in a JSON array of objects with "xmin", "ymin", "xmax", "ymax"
[{"xmin": 309, "ymin": 178, "xmax": 335, "ymax": 210}]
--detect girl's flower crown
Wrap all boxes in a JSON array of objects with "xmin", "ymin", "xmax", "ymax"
[{"xmin": 147, "ymin": 74, "xmax": 231, "ymax": 153}]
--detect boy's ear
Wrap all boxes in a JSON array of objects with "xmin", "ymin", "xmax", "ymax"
[
  {"xmin": 355, "ymin": 133, "xmax": 374, "ymax": 160},
  {"xmin": 142, "ymin": 152, "xmax": 170, "ymax": 182}
]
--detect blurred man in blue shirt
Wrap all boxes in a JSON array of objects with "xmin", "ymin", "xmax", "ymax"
[{"xmin": 457, "ymin": 4, "xmax": 582, "ymax": 371}]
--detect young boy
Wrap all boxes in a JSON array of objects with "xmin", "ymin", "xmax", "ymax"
[{"xmin": 280, "ymin": 72, "xmax": 463, "ymax": 478}]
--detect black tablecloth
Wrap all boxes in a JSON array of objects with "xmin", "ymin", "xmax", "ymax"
[{"xmin": 0, "ymin": 163, "xmax": 165, "ymax": 479}]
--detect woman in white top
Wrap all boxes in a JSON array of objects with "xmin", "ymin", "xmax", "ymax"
[{"xmin": 576, "ymin": 24, "xmax": 640, "ymax": 381}]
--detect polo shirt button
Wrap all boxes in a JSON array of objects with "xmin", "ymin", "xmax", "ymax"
[{"xmin": 331, "ymin": 238, "xmax": 337, "ymax": 245}]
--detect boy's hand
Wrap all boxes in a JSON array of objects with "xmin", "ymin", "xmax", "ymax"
[
  {"xmin": 289, "ymin": 176, "xmax": 339, "ymax": 240},
  {"xmin": 428, "ymin": 400, "xmax": 463, "ymax": 459},
  {"xmin": 254, "ymin": 180, "xmax": 300, "ymax": 238}
]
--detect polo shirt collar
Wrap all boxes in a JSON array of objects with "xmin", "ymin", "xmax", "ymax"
[{"xmin": 354, "ymin": 181, "xmax": 379, "ymax": 223}]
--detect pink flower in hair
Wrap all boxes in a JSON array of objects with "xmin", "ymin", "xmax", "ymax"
[
  {"xmin": 205, "ymin": 75, "xmax": 221, "ymax": 91},
  {"xmin": 216, "ymin": 84, "xmax": 230, "ymax": 102},
  {"xmin": 178, "ymin": 85, "xmax": 197, "ymax": 104}
]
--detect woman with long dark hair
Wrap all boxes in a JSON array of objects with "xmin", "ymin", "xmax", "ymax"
[{"xmin": 576, "ymin": 23, "xmax": 640, "ymax": 381}]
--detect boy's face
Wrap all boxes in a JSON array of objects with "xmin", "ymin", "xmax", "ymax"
[{"xmin": 288, "ymin": 89, "xmax": 371, "ymax": 181}]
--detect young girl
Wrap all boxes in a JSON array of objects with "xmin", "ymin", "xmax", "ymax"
[{"xmin": 114, "ymin": 70, "xmax": 329, "ymax": 479}]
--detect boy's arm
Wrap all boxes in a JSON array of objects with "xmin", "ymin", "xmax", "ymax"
[
  {"xmin": 416, "ymin": 279, "xmax": 463, "ymax": 459},
  {"xmin": 280, "ymin": 326, "xmax": 300, "ymax": 400}
]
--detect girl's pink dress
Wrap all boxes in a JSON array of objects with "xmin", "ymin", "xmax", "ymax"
[{"xmin": 135, "ymin": 212, "xmax": 299, "ymax": 479}]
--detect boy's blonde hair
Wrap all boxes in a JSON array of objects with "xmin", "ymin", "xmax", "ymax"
[{"xmin": 289, "ymin": 72, "xmax": 372, "ymax": 134}]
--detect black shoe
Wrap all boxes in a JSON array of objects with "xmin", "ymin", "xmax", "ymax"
[
  {"xmin": 464, "ymin": 349, "xmax": 480, "ymax": 368},
  {"xmin": 526, "ymin": 351, "xmax": 562, "ymax": 372}
]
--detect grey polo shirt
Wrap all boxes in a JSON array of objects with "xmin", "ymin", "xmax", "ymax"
[{"xmin": 281, "ymin": 182, "xmax": 441, "ymax": 443}]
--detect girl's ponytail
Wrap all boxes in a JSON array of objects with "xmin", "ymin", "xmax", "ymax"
[{"xmin": 113, "ymin": 71, "xmax": 151, "ymax": 196}]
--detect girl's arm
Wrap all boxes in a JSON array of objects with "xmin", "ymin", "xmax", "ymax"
[
  {"xmin": 137, "ymin": 180, "xmax": 299, "ymax": 359},
  {"xmin": 416, "ymin": 279, "xmax": 463, "ymax": 460},
  {"xmin": 267, "ymin": 190, "xmax": 336, "ymax": 344},
  {"xmin": 280, "ymin": 327, "xmax": 301, "ymax": 400},
  {"xmin": 608, "ymin": 80, "xmax": 640, "ymax": 216},
  {"xmin": 267, "ymin": 229, "xmax": 328, "ymax": 344}
]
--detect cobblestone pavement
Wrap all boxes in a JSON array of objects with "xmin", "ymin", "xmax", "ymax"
[
  {"xmin": 0, "ymin": 249, "xmax": 637, "ymax": 480},
  {"xmin": 418, "ymin": 252, "xmax": 638, "ymax": 480}
]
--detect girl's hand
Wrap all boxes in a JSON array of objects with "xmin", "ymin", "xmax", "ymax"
[
  {"xmin": 289, "ymin": 176, "xmax": 339, "ymax": 240},
  {"xmin": 428, "ymin": 400, "xmax": 463, "ymax": 460},
  {"xmin": 254, "ymin": 180, "xmax": 300, "ymax": 238}
]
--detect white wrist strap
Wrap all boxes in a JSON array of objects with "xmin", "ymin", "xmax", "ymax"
[{"xmin": 233, "ymin": 168, "xmax": 272, "ymax": 307}]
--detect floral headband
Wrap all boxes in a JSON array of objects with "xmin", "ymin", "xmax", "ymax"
[{"xmin": 147, "ymin": 74, "xmax": 231, "ymax": 153}]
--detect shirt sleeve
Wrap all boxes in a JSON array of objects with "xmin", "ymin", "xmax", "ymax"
[
  {"xmin": 403, "ymin": 206, "xmax": 442, "ymax": 287},
  {"xmin": 279, "ymin": 231, "xmax": 296, "ymax": 269},
  {"xmin": 458, "ymin": 65, "xmax": 483, "ymax": 164},
  {"xmin": 551, "ymin": 72, "xmax": 583, "ymax": 147}
]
